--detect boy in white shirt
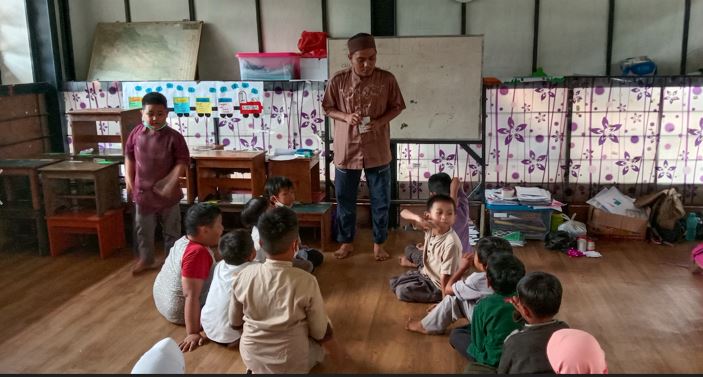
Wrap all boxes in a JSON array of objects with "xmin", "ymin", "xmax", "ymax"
[
  {"xmin": 405, "ymin": 236, "xmax": 513, "ymax": 334},
  {"xmin": 390, "ymin": 194, "xmax": 462, "ymax": 303},
  {"xmin": 200, "ymin": 229, "xmax": 257, "ymax": 347}
]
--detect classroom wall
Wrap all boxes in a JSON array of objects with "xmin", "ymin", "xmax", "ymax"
[
  {"xmin": 64, "ymin": 0, "xmax": 703, "ymax": 81},
  {"xmin": 327, "ymin": 0, "xmax": 371, "ymax": 38},
  {"xmin": 0, "ymin": 0, "xmax": 33, "ymax": 84},
  {"xmin": 68, "ymin": 0, "xmax": 126, "ymax": 84}
]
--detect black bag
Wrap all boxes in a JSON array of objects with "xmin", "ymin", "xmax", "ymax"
[{"xmin": 544, "ymin": 230, "xmax": 575, "ymax": 252}]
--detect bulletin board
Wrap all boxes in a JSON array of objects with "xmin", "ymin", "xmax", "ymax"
[
  {"xmin": 327, "ymin": 35, "xmax": 483, "ymax": 141},
  {"xmin": 87, "ymin": 21, "xmax": 202, "ymax": 81}
]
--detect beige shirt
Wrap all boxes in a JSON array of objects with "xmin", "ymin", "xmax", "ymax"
[
  {"xmin": 322, "ymin": 67, "xmax": 406, "ymax": 169},
  {"xmin": 422, "ymin": 229, "xmax": 462, "ymax": 289},
  {"xmin": 229, "ymin": 259, "xmax": 329, "ymax": 373}
]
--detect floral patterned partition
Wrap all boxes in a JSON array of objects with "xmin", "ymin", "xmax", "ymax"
[
  {"xmin": 485, "ymin": 77, "xmax": 703, "ymax": 205},
  {"xmin": 63, "ymin": 77, "xmax": 703, "ymax": 204}
]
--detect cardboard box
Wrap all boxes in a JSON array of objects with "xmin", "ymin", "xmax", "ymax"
[{"xmin": 587, "ymin": 207, "xmax": 650, "ymax": 240}]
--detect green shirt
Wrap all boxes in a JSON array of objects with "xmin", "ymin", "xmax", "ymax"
[{"xmin": 468, "ymin": 293, "xmax": 523, "ymax": 367}]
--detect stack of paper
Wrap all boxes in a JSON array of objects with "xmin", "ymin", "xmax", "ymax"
[
  {"xmin": 469, "ymin": 223, "xmax": 479, "ymax": 246},
  {"xmin": 515, "ymin": 186, "xmax": 552, "ymax": 206},
  {"xmin": 485, "ymin": 189, "xmax": 520, "ymax": 205},
  {"xmin": 586, "ymin": 187, "xmax": 648, "ymax": 219}
]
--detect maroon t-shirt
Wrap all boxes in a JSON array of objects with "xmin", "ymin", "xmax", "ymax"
[{"xmin": 125, "ymin": 124, "xmax": 190, "ymax": 213}]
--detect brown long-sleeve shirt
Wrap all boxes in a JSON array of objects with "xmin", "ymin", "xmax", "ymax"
[{"xmin": 322, "ymin": 67, "xmax": 405, "ymax": 169}]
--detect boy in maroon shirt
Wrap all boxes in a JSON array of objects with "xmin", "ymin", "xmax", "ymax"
[{"xmin": 125, "ymin": 92, "xmax": 190, "ymax": 275}]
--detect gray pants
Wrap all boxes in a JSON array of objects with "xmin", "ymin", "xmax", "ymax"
[
  {"xmin": 389, "ymin": 270, "xmax": 442, "ymax": 303},
  {"xmin": 135, "ymin": 203, "xmax": 181, "ymax": 264},
  {"xmin": 421, "ymin": 295, "xmax": 475, "ymax": 334},
  {"xmin": 404, "ymin": 244, "xmax": 424, "ymax": 267}
]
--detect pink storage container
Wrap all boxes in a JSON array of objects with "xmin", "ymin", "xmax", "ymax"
[{"xmin": 235, "ymin": 52, "xmax": 300, "ymax": 80}]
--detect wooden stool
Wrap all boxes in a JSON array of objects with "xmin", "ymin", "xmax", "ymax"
[
  {"xmin": 46, "ymin": 208, "xmax": 126, "ymax": 258},
  {"xmin": 292, "ymin": 202, "xmax": 333, "ymax": 252}
]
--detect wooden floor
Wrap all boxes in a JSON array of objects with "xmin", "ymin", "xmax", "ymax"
[{"xmin": 1, "ymin": 229, "xmax": 702, "ymax": 373}]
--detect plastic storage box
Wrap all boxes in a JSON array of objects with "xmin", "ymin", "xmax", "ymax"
[
  {"xmin": 235, "ymin": 52, "xmax": 300, "ymax": 80},
  {"xmin": 487, "ymin": 203, "xmax": 552, "ymax": 240}
]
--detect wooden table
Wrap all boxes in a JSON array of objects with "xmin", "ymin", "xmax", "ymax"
[
  {"xmin": 0, "ymin": 158, "xmax": 63, "ymax": 255},
  {"xmin": 191, "ymin": 150, "xmax": 266, "ymax": 202},
  {"xmin": 292, "ymin": 202, "xmax": 333, "ymax": 252},
  {"xmin": 267, "ymin": 154, "xmax": 323, "ymax": 203},
  {"xmin": 66, "ymin": 108, "xmax": 141, "ymax": 154},
  {"xmin": 38, "ymin": 160, "xmax": 122, "ymax": 217}
]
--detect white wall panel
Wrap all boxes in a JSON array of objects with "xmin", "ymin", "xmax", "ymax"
[
  {"xmin": 466, "ymin": 0, "xmax": 534, "ymax": 78},
  {"xmin": 397, "ymin": 0, "xmax": 461, "ymax": 36},
  {"xmin": 129, "ymin": 0, "xmax": 190, "ymax": 22},
  {"xmin": 687, "ymin": 0, "xmax": 703, "ymax": 73},
  {"xmin": 260, "ymin": 0, "xmax": 323, "ymax": 52},
  {"xmin": 327, "ymin": 0, "xmax": 370, "ymax": 38},
  {"xmin": 195, "ymin": 0, "xmax": 259, "ymax": 80},
  {"xmin": 538, "ymin": 0, "xmax": 608, "ymax": 76},
  {"xmin": 69, "ymin": 0, "xmax": 126, "ymax": 80},
  {"xmin": 612, "ymin": 0, "xmax": 684, "ymax": 75}
]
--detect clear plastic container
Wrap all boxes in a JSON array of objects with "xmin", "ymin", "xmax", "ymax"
[{"xmin": 235, "ymin": 52, "xmax": 301, "ymax": 80}]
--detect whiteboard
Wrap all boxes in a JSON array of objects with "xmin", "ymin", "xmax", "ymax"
[
  {"xmin": 87, "ymin": 21, "xmax": 202, "ymax": 81},
  {"xmin": 327, "ymin": 36, "xmax": 483, "ymax": 141}
]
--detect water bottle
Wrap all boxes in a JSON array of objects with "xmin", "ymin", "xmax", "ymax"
[{"xmin": 686, "ymin": 212, "xmax": 699, "ymax": 241}]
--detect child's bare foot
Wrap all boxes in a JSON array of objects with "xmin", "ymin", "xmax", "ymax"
[
  {"xmin": 398, "ymin": 256, "xmax": 417, "ymax": 268},
  {"xmin": 373, "ymin": 244, "xmax": 390, "ymax": 261},
  {"xmin": 405, "ymin": 317, "xmax": 429, "ymax": 334},
  {"xmin": 334, "ymin": 243, "xmax": 353, "ymax": 259}
]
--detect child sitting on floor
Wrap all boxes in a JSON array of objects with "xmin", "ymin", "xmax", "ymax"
[
  {"xmin": 263, "ymin": 176, "xmax": 324, "ymax": 271},
  {"xmin": 241, "ymin": 194, "xmax": 321, "ymax": 272},
  {"xmin": 152, "ymin": 203, "xmax": 223, "ymax": 352},
  {"xmin": 449, "ymin": 253, "xmax": 525, "ymax": 373},
  {"xmin": 229, "ymin": 206, "xmax": 339, "ymax": 373},
  {"xmin": 400, "ymin": 173, "xmax": 472, "ymax": 269},
  {"xmin": 498, "ymin": 272, "xmax": 570, "ymax": 374},
  {"xmin": 405, "ymin": 236, "xmax": 513, "ymax": 334},
  {"xmin": 200, "ymin": 229, "xmax": 258, "ymax": 348},
  {"xmin": 390, "ymin": 194, "xmax": 462, "ymax": 303},
  {"xmin": 547, "ymin": 328, "xmax": 608, "ymax": 374}
]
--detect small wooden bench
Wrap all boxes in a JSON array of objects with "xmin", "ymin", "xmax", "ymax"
[
  {"xmin": 292, "ymin": 202, "xmax": 333, "ymax": 252},
  {"xmin": 46, "ymin": 208, "xmax": 126, "ymax": 258}
]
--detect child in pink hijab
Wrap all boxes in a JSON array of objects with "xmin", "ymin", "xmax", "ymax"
[{"xmin": 546, "ymin": 329, "xmax": 608, "ymax": 374}]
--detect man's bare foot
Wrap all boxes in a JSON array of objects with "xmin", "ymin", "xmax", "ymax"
[
  {"xmin": 131, "ymin": 258, "xmax": 164, "ymax": 276},
  {"xmin": 405, "ymin": 317, "xmax": 429, "ymax": 334},
  {"xmin": 373, "ymin": 244, "xmax": 390, "ymax": 261},
  {"xmin": 398, "ymin": 256, "xmax": 417, "ymax": 268},
  {"xmin": 334, "ymin": 243, "xmax": 353, "ymax": 259}
]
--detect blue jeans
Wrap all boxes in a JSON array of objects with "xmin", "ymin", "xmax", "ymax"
[{"xmin": 335, "ymin": 164, "xmax": 391, "ymax": 244}]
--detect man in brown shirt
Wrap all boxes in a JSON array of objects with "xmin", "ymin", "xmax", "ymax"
[{"xmin": 322, "ymin": 33, "xmax": 406, "ymax": 261}]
